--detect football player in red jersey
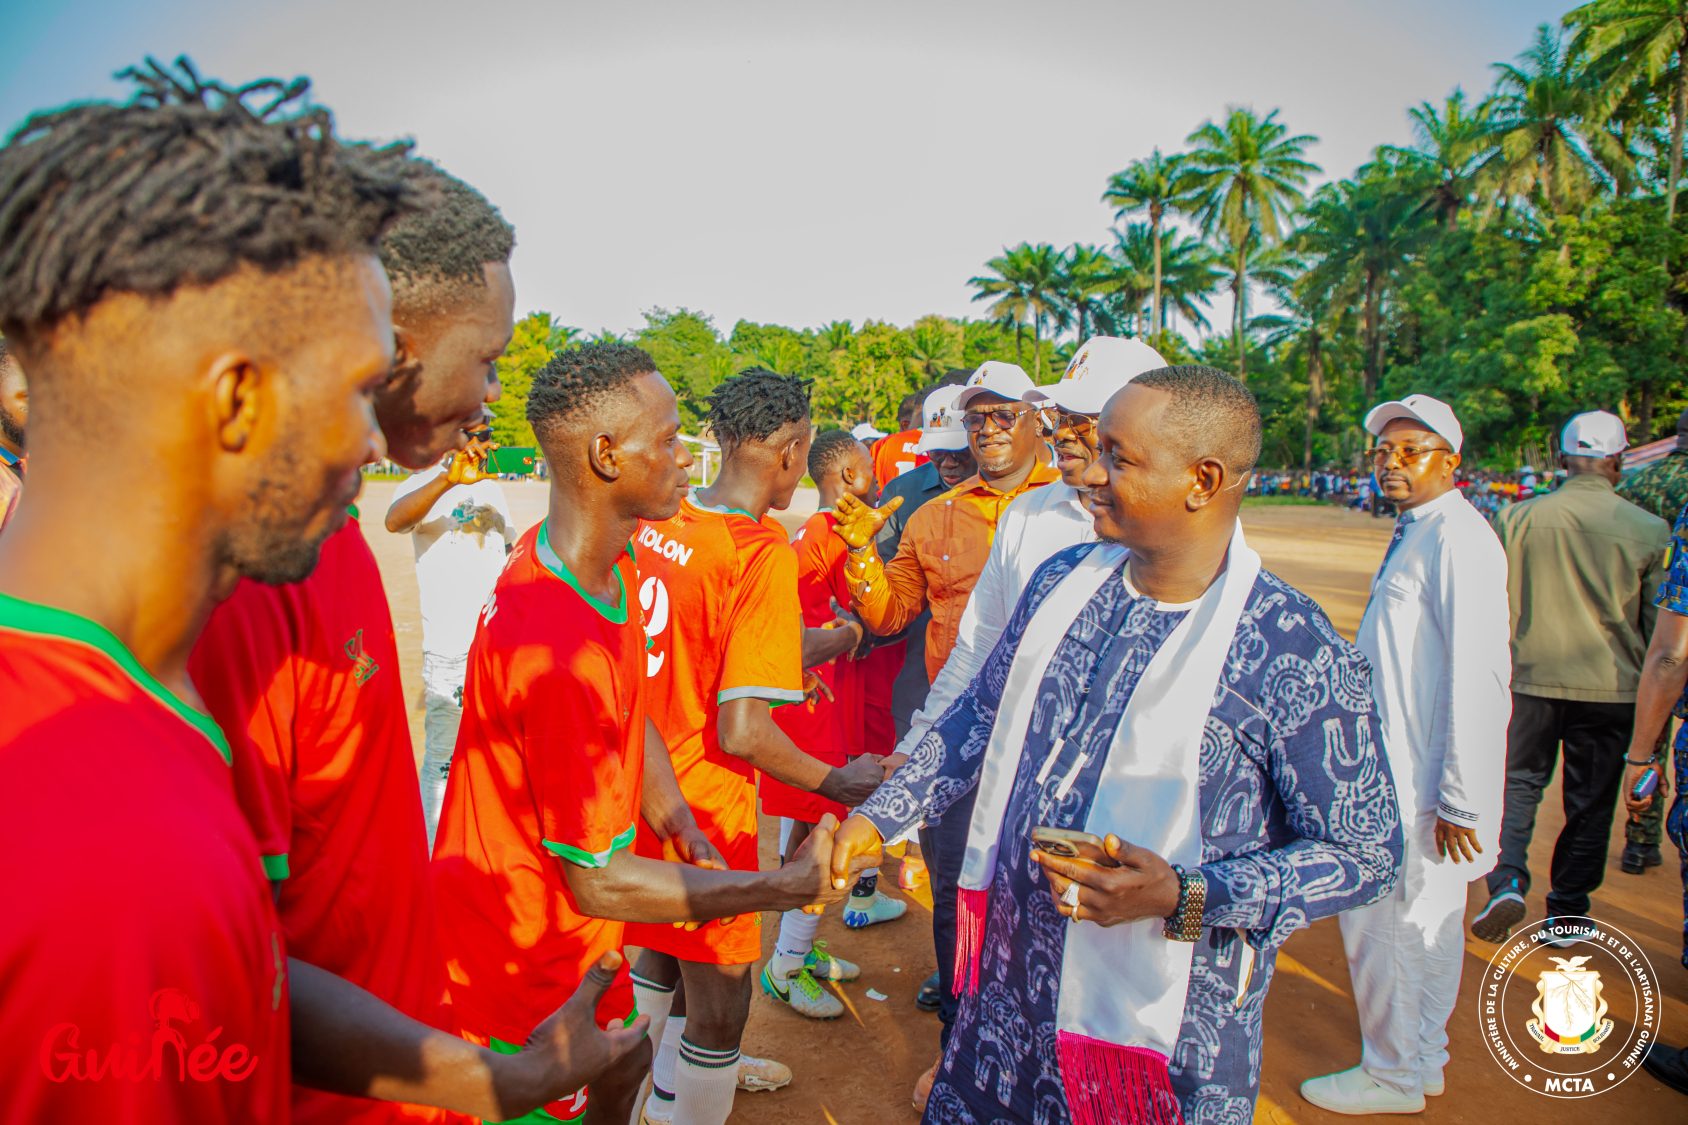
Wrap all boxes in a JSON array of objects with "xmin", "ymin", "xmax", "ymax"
[
  {"xmin": 0, "ymin": 57, "xmax": 644, "ymax": 1124},
  {"xmin": 433, "ymin": 345, "xmax": 847, "ymax": 1125},
  {"xmin": 628, "ymin": 371, "xmax": 883, "ymax": 1125},
  {"xmin": 188, "ymin": 156, "xmax": 520, "ymax": 1125}
]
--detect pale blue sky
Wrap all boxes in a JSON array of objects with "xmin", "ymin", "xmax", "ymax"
[{"xmin": 2, "ymin": 0, "xmax": 1569, "ymax": 338}]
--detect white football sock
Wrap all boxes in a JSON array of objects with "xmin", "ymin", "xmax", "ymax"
[
  {"xmin": 648, "ymin": 1015, "xmax": 685, "ymax": 1110},
  {"xmin": 674, "ymin": 1037, "xmax": 739, "ymax": 1125},
  {"xmin": 630, "ymin": 969, "xmax": 675, "ymax": 1063},
  {"xmin": 770, "ymin": 908, "xmax": 821, "ymax": 979}
]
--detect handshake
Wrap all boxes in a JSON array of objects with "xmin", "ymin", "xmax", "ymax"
[{"xmin": 753, "ymin": 813, "xmax": 887, "ymax": 916}]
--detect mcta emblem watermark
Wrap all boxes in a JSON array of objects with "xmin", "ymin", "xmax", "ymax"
[{"xmin": 1479, "ymin": 917, "xmax": 1661, "ymax": 1098}]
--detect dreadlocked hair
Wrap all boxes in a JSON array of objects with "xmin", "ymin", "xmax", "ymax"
[
  {"xmin": 528, "ymin": 343, "xmax": 658, "ymax": 438},
  {"xmin": 807, "ymin": 429, "xmax": 861, "ymax": 482},
  {"xmin": 379, "ymin": 158, "xmax": 514, "ymax": 302},
  {"xmin": 706, "ymin": 368, "xmax": 811, "ymax": 452},
  {"xmin": 0, "ymin": 56, "xmax": 422, "ymax": 337}
]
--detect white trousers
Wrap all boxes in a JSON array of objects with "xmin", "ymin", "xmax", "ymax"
[{"xmin": 1338, "ymin": 858, "xmax": 1471, "ymax": 1095}]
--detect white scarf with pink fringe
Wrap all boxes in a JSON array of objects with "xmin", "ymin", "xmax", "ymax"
[{"xmin": 954, "ymin": 525, "xmax": 1260, "ymax": 1125}]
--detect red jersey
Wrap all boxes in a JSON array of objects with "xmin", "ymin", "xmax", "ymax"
[
  {"xmin": 0, "ymin": 593, "xmax": 289, "ymax": 1124},
  {"xmin": 871, "ymin": 429, "xmax": 927, "ymax": 489},
  {"xmin": 190, "ymin": 518, "xmax": 451, "ymax": 1125},
  {"xmin": 626, "ymin": 494, "xmax": 805, "ymax": 965},
  {"xmin": 432, "ymin": 523, "xmax": 643, "ymax": 1058},
  {"xmin": 765, "ymin": 510, "xmax": 863, "ymax": 823}
]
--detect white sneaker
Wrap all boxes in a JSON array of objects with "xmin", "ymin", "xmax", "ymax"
[
  {"xmin": 760, "ymin": 964, "xmax": 844, "ymax": 1019},
  {"xmin": 1300, "ymin": 1066, "xmax": 1426, "ymax": 1115},
  {"xmin": 638, "ymin": 1094, "xmax": 673, "ymax": 1125},
  {"xmin": 1422, "ymin": 1066, "xmax": 1444, "ymax": 1097},
  {"xmin": 737, "ymin": 1052, "xmax": 793, "ymax": 1092},
  {"xmin": 803, "ymin": 941, "xmax": 860, "ymax": 982},
  {"xmin": 844, "ymin": 890, "xmax": 908, "ymax": 928}
]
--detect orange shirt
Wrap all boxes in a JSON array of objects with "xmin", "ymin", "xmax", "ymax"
[
  {"xmin": 191, "ymin": 519, "xmax": 455, "ymax": 1125},
  {"xmin": 431, "ymin": 525, "xmax": 642, "ymax": 1089},
  {"xmin": 848, "ymin": 464, "xmax": 1059, "ymax": 681},
  {"xmin": 626, "ymin": 494, "xmax": 805, "ymax": 965},
  {"xmin": 2, "ymin": 593, "xmax": 290, "ymax": 1125},
  {"xmin": 872, "ymin": 429, "xmax": 927, "ymax": 489}
]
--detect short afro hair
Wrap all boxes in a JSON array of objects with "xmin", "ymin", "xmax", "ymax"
[
  {"xmin": 808, "ymin": 429, "xmax": 862, "ymax": 482},
  {"xmin": 379, "ymin": 158, "xmax": 514, "ymax": 310},
  {"xmin": 706, "ymin": 368, "xmax": 811, "ymax": 452},
  {"xmin": 1131, "ymin": 365, "xmax": 1261, "ymax": 474},
  {"xmin": 0, "ymin": 56, "xmax": 420, "ymax": 340},
  {"xmin": 527, "ymin": 342, "xmax": 658, "ymax": 438}
]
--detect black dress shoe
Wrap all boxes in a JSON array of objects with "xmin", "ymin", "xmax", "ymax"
[
  {"xmin": 1643, "ymin": 1042, "xmax": 1688, "ymax": 1096},
  {"xmin": 915, "ymin": 970, "xmax": 942, "ymax": 1011},
  {"xmin": 1622, "ymin": 843, "xmax": 1663, "ymax": 874}
]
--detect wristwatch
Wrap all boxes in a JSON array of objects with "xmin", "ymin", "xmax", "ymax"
[{"xmin": 1163, "ymin": 865, "xmax": 1206, "ymax": 943}]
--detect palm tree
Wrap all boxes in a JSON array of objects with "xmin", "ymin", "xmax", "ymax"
[
  {"xmin": 969, "ymin": 242, "xmax": 1066, "ymax": 377},
  {"xmin": 1567, "ymin": 0, "xmax": 1688, "ymax": 222},
  {"xmin": 1184, "ymin": 107, "xmax": 1321, "ymax": 375},
  {"xmin": 1377, "ymin": 89, "xmax": 1493, "ymax": 229},
  {"xmin": 1483, "ymin": 23, "xmax": 1633, "ymax": 215},
  {"xmin": 905, "ymin": 316, "xmax": 965, "ymax": 379},
  {"xmin": 1156, "ymin": 231, "xmax": 1227, "ymax": 336},
  {"xmin": 1058, "ymin": 244, "xmax": 1119, "ymax": 343},
  {"xmin": 1259, "ymin": 267, "xmax": 1341, "ymax": 470},
  {"xmin": 1102, "ymin": 149, "xmax": 1199, "ymax": 345},
  {"xmin": 1298, "ymin": 175, "xmax": 1431, "ymax": 406},
  {"xmin": 817, "ymin": 320, "xmax": 855, "ymax": 354}
]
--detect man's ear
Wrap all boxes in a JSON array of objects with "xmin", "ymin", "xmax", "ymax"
[
  {"xmin": 783, "ymin": 435, "xmax": 804, "ymax": 470},
  {"xmin": 587, "ymin": 431, "xmax": 621, "ymax": 482},
  {"xmin": 390, "ymin": 326, "xmax": 423, "ymax": 386},
  {"xmin": 1187, "ymin": 457, "xmax": 1228, "ymax": 510},
  {"xmin": 210, "ymin": 352, "xmax": 263, "ymax": 453}
]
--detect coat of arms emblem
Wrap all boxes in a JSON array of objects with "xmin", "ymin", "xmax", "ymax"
[{"xmin": 1526, "ymin": 955, "xmax": 1614, "ymax": 1055}]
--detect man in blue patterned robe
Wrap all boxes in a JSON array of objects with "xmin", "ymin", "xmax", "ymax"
[{"xmin": 832, "ymin": 366, "xmax": 1404, "ymax": 1125}]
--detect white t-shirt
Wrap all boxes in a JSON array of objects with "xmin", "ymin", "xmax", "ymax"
[{"xmin": 392, "ymin": 463, "xmax": 516, "ymax": 660}]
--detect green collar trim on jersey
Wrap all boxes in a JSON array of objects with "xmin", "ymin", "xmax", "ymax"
[
  {"xmin": 261, "ymin": 853, "xmax": 291, "ymax": 881},
  {"xmin": 0, "ymin": 591, "xmax": 232, "ymax": 764},
  {"xmin": 688, "ymin": 488, "xmax": 757, "ymax": 519},
  {"xmin": 535, "ymin": 520, "xmax": 631, "ymax": 624},
  {"xmin": 542, "ymin": 822, "xmax": 638, "ymax": 869}
]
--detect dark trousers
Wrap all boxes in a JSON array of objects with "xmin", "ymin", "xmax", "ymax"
[
  {"xmin": 1488, "ymin": 692, "xmax": 1631, "ymax": 918},
  {"xmin": 919, "ymin": 784, "xmax": 977, "ymax": 1049}
]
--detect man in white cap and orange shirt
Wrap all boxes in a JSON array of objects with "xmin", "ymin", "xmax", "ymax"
[
  {"xmin": 1471, "ymin": 410, "xmax": 1670, "ymax": 946},
  {"xmin": 1304, "ymin": 393, "xmax": 1512, "ymax": 1115}
]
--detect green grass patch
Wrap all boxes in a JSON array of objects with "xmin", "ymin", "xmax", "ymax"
[{"xmin": 1242, "ymin": 495, "xmax": 1325, "ymax": 507}]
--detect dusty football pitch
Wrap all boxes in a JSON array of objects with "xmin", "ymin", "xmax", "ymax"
[{"xmin": 358, "ymin": 480, "xmax": 1688, "ymax": 1123}]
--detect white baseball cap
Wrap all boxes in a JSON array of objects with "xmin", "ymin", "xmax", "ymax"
[
  {"xmin": 915, "ymin": 385, "xmax": 970, "ymax": 453},
  {"xmin": 1363, "ymin": 394, "xmax": 1465, "ymax": 453},
  {"xmin": 1024, "ymin": 336, "xmax": 1167, "ymax": 414},
  {"xmin": 851, "ymin": 422, "xmax": 888, "ymax": 443},
  {"xmin": 1561, "ymin": 410, "xmax": 1628, "ymax": 457},
  {"xmin": 953, "ymin": 360, "xmax": 1035, "ymax": 411}
]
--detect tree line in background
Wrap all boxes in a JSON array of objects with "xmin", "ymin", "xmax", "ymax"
[{"xmin": 491, "ymin": 1, "xmax": 1688, "ymax": 470}]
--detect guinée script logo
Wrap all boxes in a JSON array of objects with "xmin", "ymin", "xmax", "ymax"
[{"xmin": 39, "ymin": 988, "xmax": 260, "ymax": 1084}]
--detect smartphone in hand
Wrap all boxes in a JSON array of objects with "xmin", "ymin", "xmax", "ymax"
[{"xmin": 1029, "ymin": 826, "xmax": 1120, "ymax": 868}]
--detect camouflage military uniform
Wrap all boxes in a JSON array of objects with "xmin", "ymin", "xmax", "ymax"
[{"xmin": 1621, "ymin": 455, "xmax": 1688, "ymax": 847}]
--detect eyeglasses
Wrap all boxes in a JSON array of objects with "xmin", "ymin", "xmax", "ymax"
[
  {"xmin": 961, "ymin": 406, "xmax": 1032, "ymax": 433},
  {"xmin": 1053, "ymin": 411, "xmax": 1096, "ymax": 438},
  {"xmin": 1366, "ymin": 444, "xmax": 1452, "ymax": 468}
]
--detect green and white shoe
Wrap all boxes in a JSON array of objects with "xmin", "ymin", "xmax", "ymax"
[
  {"xmin": 760, "ymin": 963, "xmax": 844, "ymax": 1019},
  {"xmin": 804, "ymin": 941, "xmax": 860, "ymax": 982}
]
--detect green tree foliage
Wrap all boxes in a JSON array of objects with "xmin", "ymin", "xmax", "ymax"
[{"xmin": 490, "ymin": 311, "xmax": 576, "ymax": 447}]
